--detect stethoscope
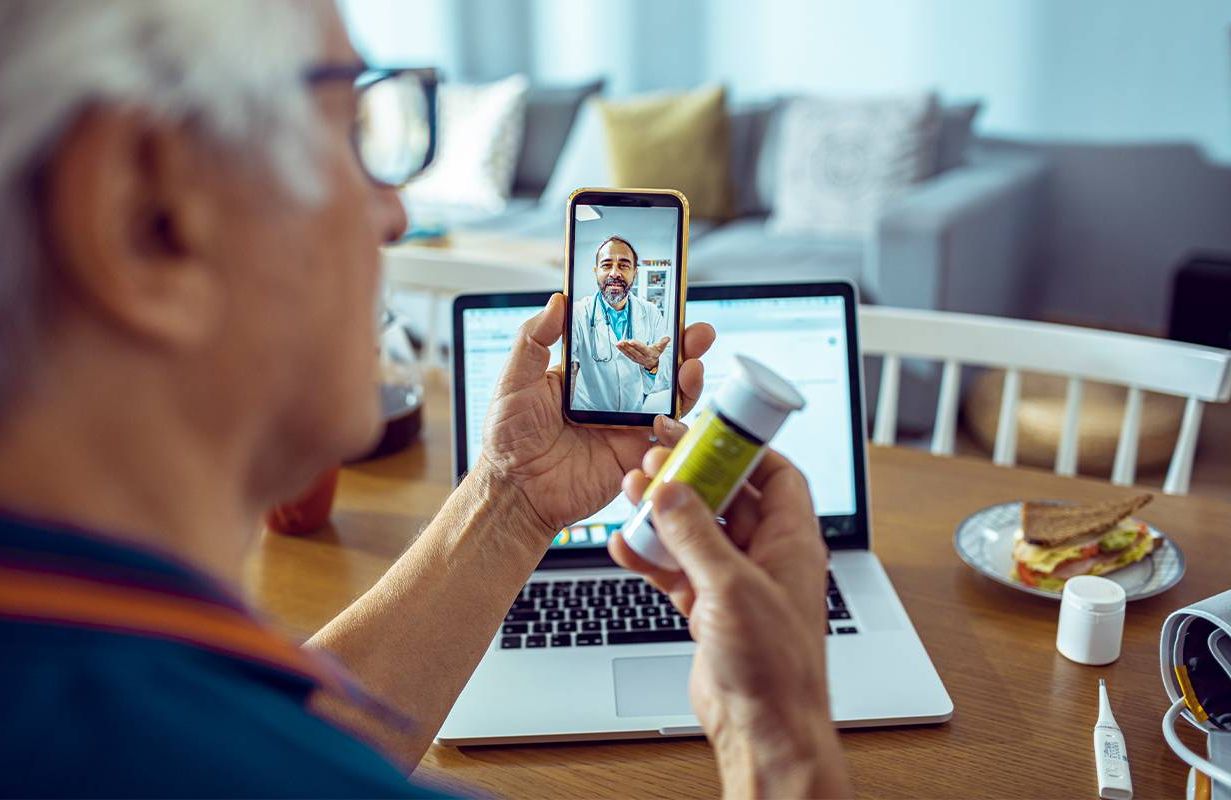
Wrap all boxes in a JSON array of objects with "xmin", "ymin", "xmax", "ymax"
[{"xmin": 587, "ymin": 295, "xmax": 634, "ymax": 364}]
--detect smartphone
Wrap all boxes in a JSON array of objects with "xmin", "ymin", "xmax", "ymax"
[{"xmin": 562, "ymin": 188, "xmax": 689, "ymax": 428}]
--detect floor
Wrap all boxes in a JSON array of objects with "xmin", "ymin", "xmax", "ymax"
[{"xmin": 944, "ymin": 399, "xmax": 1230, "ymax": 504}]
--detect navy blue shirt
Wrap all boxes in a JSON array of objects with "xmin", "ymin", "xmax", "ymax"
[{"xmin": 0, "ymin": 514, "xmax": 458, "ymax": 798}]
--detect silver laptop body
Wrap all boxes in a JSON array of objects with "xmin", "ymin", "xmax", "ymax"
[{"xmin": 439, "ymin": 281, "xmax": 952, "ymax": 745}]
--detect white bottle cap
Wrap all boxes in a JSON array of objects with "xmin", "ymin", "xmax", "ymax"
[
  {"xmin": 1063, "ymin": 575, "xmax": 1127, "ymax": 613},
  {"xmin": 713, "ymin": 355, "xmax": 806, "ymax": 442},
  {"xmin": 1056, "ymin": 576, "xmax": 1127, "ymax": 665}
]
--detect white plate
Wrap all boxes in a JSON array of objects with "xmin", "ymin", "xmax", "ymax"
[{"xmin": 953, "ymin": 500, "xmax": 1186, "ymax": 601}]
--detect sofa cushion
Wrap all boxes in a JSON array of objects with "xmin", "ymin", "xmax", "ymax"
[
  {"xmin": 540, "ymin": 98, "xmax": 610, "ymax": 211},
  {"xmin": 728, "ymin": 100, "xmax": 780, "ymax": 218},
  {"xmin": 512, "ymin": 80, "xmax": 604, "ymax": 197},
  {"xmin": 769, "ymin": 92, "xmax": 940, "ymax": 240},
  {"xmin": 930, "ymin": 101, "xmax": 982, "ymax": 177},
  {"xmin": 687, "ymin": 217, "xmax": 866, "ymax": 286},
  {"xmin": 461, "ymin": 202, "xmax": 718, "ymax": 245},
  {"xmin": 598, "ymin": 85, "xmax": 733, "ymax": 220}
]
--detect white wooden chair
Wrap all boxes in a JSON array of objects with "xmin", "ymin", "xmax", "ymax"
[{"xmin": 858, "ymin": 306, "xmax": 1231, "ymax": 495}]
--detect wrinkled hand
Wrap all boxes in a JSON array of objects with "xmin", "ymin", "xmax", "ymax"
[
  {"xmin": 616, "ymin": 336, "xmax": 670, "ymax": 372},
  {"xmin": 609, "ymin": 448, "xmax": 851, "ymax": 799},
  {"xmin": 480, "ymin": 293, "xmax": 715, "ymax": 534}
]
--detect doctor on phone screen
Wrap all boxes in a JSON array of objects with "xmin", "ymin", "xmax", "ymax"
[{"xmin": 570, "ymin": 236, "xmax": 672, "ymax": 413}]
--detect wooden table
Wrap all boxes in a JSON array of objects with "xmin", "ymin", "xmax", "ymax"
[{"xmin": 245, "ymin": 373, "xmax": 1229, "ymax": 798}]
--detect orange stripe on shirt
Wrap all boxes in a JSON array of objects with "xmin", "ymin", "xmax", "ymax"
[{"xmin": 0, "ymin": 566, "xmax": 345, "ymax": 695}]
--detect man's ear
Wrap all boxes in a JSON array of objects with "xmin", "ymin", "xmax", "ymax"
[{"xmin": 42, "ymin": 108, "xmax": 223, "ymax": 350}]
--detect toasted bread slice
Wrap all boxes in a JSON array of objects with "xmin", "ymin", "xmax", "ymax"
[{"xmin": 1021, "ymin": 494, "xmax": 1152, "ymax": 547}]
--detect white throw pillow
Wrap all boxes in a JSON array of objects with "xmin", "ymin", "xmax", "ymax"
[
  {"xmin": 769, "ymin": 92, "xmax": 940, "ymax": 240},
  {"xmin": 403, "ymin": 74, "xmax": 529, "ymax": 212},
  {"xmin": 539, "ymin": 97, "xmax": 611, "ymax": 210}
]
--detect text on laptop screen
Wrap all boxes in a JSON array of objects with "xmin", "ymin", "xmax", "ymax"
[{"xmin": 460, "ymin": 294, "xmax": 859, "ymax": 548}]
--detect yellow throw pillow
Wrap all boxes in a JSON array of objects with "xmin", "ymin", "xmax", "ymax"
[{"xmin": 597, "ymin": 85, "xmax": 732, "ymax": 220}]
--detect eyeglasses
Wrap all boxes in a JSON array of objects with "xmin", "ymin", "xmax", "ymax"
[{"xmin": 305, "ymin": 65, "xmax": 438, "ymax": 188}]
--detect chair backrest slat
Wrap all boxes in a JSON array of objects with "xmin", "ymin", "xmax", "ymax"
[
  {"xmin": 1054, "ymin": 376, "xmax": 1083, "ymax": 477},
  {"xmin": 873, "ymin": 354, "xmax": 900, "ymax": 446},
  {"xmin": 930, "ymin": 359, "xmax": 961, "ymax": 456},
  {"xmin": 993, "ymin": 368, "xmax": 1021, "ymax": 466},
  {"xmin": 1163, "ymin": 396, "xmax": 1205, "ymax": 496},
  {"xmin": 858, "ymin": 306, "xmax": 1231, "ymax": 496},
  {"xmin": 1111, "ymin": 386, "xmax": 1143, "ymax": 486}
]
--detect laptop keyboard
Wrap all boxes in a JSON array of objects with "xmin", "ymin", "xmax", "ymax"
[
  {"xmin": 500, "ymin": 577, "xmax": 688, "ymax": 649},
  {"xmin": 500, "ymin": 571, "xmax": 857, "ymax": 649},
  {"xmin": 827, "ymin": 572, "xmax": 858, "ymax": 635}
]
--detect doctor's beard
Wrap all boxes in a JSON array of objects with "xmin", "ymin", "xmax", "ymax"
[{"xmin": 601, "ymin": 276, "xmax": 630, "ymax": 306}]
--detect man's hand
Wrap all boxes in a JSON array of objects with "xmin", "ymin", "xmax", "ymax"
[
  {"xmin": 608, "ymin": 448, "xmax": 852, "ymax": 799},
  {"xmin": 480, "ymin": 293, "xmax": 714, "ymax": 534},
  {"xmin": 616, "ymin": 336, "xmax": 670, "ymax": 372}
]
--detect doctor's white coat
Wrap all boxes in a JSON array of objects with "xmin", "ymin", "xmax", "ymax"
[{"xmin": 570, "ymin": 293, "xmax": 672, "ymax": 414}]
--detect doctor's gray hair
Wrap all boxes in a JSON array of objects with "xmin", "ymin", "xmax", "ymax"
[
  {"xmin": 595, "ymin": 236, "xmax": 639, "ymax": 269},
  {"xmin": 0, "ymin": 0, "xmax": 328, "ymax": 410}
]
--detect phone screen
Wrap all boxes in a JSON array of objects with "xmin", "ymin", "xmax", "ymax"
[{"xmin": 564, "ymin": 190, "xmax": 686, "ymax": 426}]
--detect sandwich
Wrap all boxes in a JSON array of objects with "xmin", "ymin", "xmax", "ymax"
[{"xmin": 1012, "ymin": 494, "xmax": 1156, "ymax": 592}]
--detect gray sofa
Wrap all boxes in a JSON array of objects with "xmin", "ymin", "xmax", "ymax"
[{"xmin": 414, "ymin": 92, "xmax": 1049, "ymax": 320}]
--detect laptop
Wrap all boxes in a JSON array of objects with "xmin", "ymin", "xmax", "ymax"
[{"xmin": 438, "ymin": 281, "xmax": 952, "ymax": 745}]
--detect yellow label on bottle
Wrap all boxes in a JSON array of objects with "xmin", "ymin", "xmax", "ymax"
[{"xmin": 645, "ymin": 408, "xmax": 762, "ymax": 511}]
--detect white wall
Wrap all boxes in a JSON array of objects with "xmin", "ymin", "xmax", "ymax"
[
  {"xmin": 339, "ymin": 0, "xmax": 462, "ymax": 75},
  {"xmin": 708, "ymin": 0, "xmax": 1231, "ymax": 162},
  {"xmin": 343, "ymin": 0, "xmax": 1231, "ymax": 162},
  {"xmin": 341, "ymin": 0, "xmax": 1231, "ymax": 332}
]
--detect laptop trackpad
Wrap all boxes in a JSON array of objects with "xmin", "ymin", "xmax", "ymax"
[{"xmin": 612, "ymin": 655, "xmax": 693, "ymax": 717}]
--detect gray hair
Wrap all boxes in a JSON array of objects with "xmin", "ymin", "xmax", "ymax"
[{"xmin": 0, "ymin": 0, "xmax": 329, "ymax": 407}]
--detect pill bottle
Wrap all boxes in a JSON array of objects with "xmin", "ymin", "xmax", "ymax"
[
  {"xmin": 1056, "ymin": 575, "xmax": 1127, "ymax": 665},
  {"xmin": 622, "ymin": 354, "xmax": 805, "ymax": 570}
]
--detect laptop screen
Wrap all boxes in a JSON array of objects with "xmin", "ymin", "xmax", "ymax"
[{"xmin": 455, "ymin": 284, "xmax": 866, "ymax": 553}]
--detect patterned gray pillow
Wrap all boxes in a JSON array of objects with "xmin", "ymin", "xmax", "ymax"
[{"xmin": 769, "ymin": 92, "xmax": 940, "ymax": 240}]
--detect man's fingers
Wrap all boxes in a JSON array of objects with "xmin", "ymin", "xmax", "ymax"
[
  {"xmin": 619, "ymin": 341, "xmax": 652, "ymax": 358},
  {"xmin": 743, "ymin": 448, "xmax": 798, "ymax": 493},
  {"xmin": 640, "ymin": 445, "xmax": 672, "ymax": 478},
  {"xmin": 715, "ymin": 483, "xmax": 762, "ymax": 549},
  {"xmin": 650, "ymin": 482, "xmax": 745, "ymax": 586},
  {"xmin": 739, "ymin": 454, "xmax": 829, "ymax": 616},
  {"xmin": 607, "ymin": 532, "xmax": 698, "ymax": 615},
  {"xmin": 654, "ymin": 336, "xmax": 671, "ymax": 353},
  {"xmin": 653, "ymin": 415, "xmax": 688, "ymax": 447},
  {"xmin": 614, "ymin": 340, "xmax": 654, "ymax": 368},
  {"xmin": 621, "ymin": 468, "xmax": 651, "ymax": 505},
  {"xmin": 678, "ymin": 358, "xmax": 704, "ymax": 413},
  {"xmin": 681, "ymin": 322, "xmax": 715, "ymax": 360},
  {"xmin": 496, "ymin": 294, "xmax": 565, "ymax": 392}
]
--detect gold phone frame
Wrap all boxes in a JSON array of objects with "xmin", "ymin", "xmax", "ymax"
[{"xmin": 561, "ymin": 187, "xmax": 690, "ymax": 429}]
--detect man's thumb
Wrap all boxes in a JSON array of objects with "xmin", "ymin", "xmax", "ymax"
[
  {"xmin": 497, "ymin": 293, "xmax": 564, "ymax": 391},
  {"xmin": 650, "ymin": 481, "xmax": 742, "ymax": 584}
]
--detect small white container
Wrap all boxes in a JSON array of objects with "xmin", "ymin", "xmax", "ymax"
[{"xmin": 1056, "ymin": 575, "xmax": 1127, "ymax": 665}]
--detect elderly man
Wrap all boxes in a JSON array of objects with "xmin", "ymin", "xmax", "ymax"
[
  {"xmin": 0, "ymin": 2, "xmax": 849, "ymax": 798},
  {"xmin": 570, "ymin": 235, "xmax": 673, "ymax": 413}
]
